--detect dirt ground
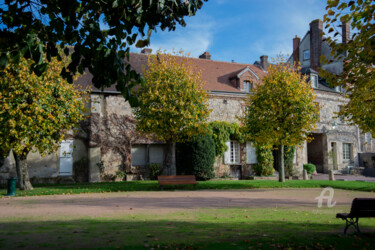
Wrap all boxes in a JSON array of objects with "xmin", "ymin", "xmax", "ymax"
[{"xmin": 1, "ymin": 188, "xmax": 374, "ymax": 218}]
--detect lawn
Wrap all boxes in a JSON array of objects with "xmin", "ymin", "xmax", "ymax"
[
  {"xmin": 0, "ymin": 207, "xmax": 374, "ymax": 249},
  {"xmin": 1, "ymin": 180, "xmax": 375, "ymax": 197}
]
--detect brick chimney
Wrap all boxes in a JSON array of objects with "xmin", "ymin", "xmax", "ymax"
[
  {"xmin": 309, "ymin": 19, "xmax": 323, "ymax": 70},
  {"xmin": 293, "ymin": 35, "xmax": 300, "ymax": 65},
  {"xmin": 260, "ymin": 55, "xmax": 269, "ymax": 71},
  {"xmin": 342, "ymin": 22, "xmax": 350, "ymax": 44},
  {"xmin": 199, "ymin": 52, "xmax": 211, "ymax": 60},
  {"xmin": 141, "ymin": 48, "xmax": 152, "ymax": 54}
]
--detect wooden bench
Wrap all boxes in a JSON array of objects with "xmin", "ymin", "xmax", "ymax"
[
  {"xmin": 336, "ymin": 198, "xmax": 375, "ymax": 235},
  {"xmin": 158, "ymin": 175, "xmax": 198, "ymax": 190}
]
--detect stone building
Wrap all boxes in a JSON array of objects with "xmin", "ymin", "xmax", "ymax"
[
  {"xmin": 287, "ymin": 19, "xmax": 375, "ymax": 174},
  {"xmin": 0, "ymin": 49, "xmax": 268, "ymax": 184}
]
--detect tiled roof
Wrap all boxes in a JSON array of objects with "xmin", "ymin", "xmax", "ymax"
[{"xmin": 75, "ymin": 52, "xmax": 266, "ymax": 93}]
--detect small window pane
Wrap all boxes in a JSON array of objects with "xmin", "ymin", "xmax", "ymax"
[{"xmin": 304, "ymin": 50, "xmax": 310, "ymax": 60}]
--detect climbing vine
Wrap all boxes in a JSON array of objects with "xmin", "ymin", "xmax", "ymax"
[{"xmin": 208, "ymin": 121, "xmax": 247, "ymax": 157}]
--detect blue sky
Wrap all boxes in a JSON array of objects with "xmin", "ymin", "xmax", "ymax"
[{"xmin": 134, "ymin": 0, "xmax": 328, "ymax": 64}]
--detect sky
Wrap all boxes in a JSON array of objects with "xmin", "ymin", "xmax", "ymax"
[{"xmin": 133, "ymin": 0, "xmax": 328, "ymax": 64}]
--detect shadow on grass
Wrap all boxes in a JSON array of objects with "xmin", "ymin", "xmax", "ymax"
[{"xmin": 0, "ymin": 218, "xmax": 374, "ymax": 249}]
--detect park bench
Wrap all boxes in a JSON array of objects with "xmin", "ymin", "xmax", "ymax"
[
  {"xmin": 158, "ymin": 175, "xmax": 198, "ymax": 190},
  {"xmin": 336, "ymin": 198, "xmax": 375, "ymax": 235}
]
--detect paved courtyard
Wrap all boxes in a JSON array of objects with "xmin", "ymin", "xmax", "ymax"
[{"xmin": 1, "ymin": 188, "xmax": 374, "ymax": 218}]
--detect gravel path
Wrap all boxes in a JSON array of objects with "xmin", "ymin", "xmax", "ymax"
[{"xmin": 1, "ymin": 188, "xmax": 374, "ymax": 218}]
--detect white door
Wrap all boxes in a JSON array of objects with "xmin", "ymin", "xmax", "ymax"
[{"xmin": 60, "ymin": 140, "xmax": 73, "ymax": 176}]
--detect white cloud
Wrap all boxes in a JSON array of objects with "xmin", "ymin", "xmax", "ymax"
[{"xmin": 135, "ymin": 15, "xmax": 215, "ymax": 57}]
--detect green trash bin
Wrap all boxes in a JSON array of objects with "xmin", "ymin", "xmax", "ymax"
[{"xmin": 6, "ymin": 177, "xmax": 17, "ymax": 196}]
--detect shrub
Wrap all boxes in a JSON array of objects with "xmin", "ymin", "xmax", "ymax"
[
  {"xmin": 252, "ymin": 145, "xmax": 274, "ymax": 176},
  {"xmin": 284, "ymin": 146, "xmax": 296, "ymax": 177},
  {"xmin": 176, "ymin": 134, "xmax": 216, "ymax": 180},
  {"xmin": 149, "ymin": 163, "xmax": 162, "ymax": 180},
  {"xmin": 114, "ymin": 170, "xmax": 126, "ymax": 180},
  {"xmin": 303, "ymin": 163, "xmax": 316, "ymax": 174}
]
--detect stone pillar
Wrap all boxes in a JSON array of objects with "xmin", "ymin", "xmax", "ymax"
[
  {"xmin": 303, "ymin": 169, "xmax": 309, "ymax": 180},
  {"xmin": 329, "ymin": 169, "xmax": 335, "ymax": 181},
  {"xmin": 88, "ymin": 147, "xmax": 101, "ymax": 182}
]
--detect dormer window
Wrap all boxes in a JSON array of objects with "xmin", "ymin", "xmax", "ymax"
[
  {"xmin": 243, "ymin": 80, "xmax": 253, "ymax": 92},
  {"xmin": 335, "ymin": 85, "xmax": 343, "ymax": 92},
  {"xmin": 304, "ymin": 50, "xmax": 310, "ymax": 60},
  {"xmin": 310, "ymin": 74, "xmax": 318, "ymax": 88}
]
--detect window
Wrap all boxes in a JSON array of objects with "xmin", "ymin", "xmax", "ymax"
[
  {"xmin": 149, "ymin": 144, "xmax": 164, "ymax": 164},
  {"xmin": 224, "ymin": 141, "xmax": 240, "ymax": 164},
  {"xmin": 310, "ymin": 74, "xmax": 318, "ymax": 88},
  {"xmin": 303, "ymin": 50, "xmax": 310, "ymax": 60},
  {"xmin": 343, "ymin": 143, "xmax": 352, "ymax": 161},
  {"xmin": 131, "ymin": 144, "xmax": 147, "ymax": 166},
  {"xmin": 243, "ymin": 80, "xmax": 253, "ymax": 93},
  {"xmin": 246, "ymin": 142, "xmax": 257, "ymax": 164}
]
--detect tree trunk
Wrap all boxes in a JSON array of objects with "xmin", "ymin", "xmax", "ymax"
[
  {"xmin": 14, "ymin": 152, "xmax": 33, "ymax": 190},
  {"xmin": 164, "ymin": 140, "xmax": 176, "ymax": 175},
  {"xmin": 278, "ymin": 145, "xmax": 285, "ymax": 182}
]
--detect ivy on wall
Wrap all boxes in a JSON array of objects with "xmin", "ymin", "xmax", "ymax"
[{"xmin": 208, "ymin": 121, "xmax": 247, "ymax": 157}]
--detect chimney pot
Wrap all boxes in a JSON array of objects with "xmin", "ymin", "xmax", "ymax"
[
  {"xmin": 342, "ymin": 22, "xmax": 350, "ymax": 44},
  {"xmin": 141, "ymin": 48, "xmax": 152, "ymax": 54},
  {"xmin": 199, "ymin": 52, "xmax": 211, "ymax": 60},
  {"xmin": 260, "ymin": 55, "xmax": 269, "ymax": 71}
]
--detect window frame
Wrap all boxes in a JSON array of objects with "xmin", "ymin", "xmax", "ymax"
[
  {"xmin": 224, "ymin": 140, "xmax": 241, "ymax": 165},
  {"xmin": 243, "ymin": 80, "xmax": 252, "ymax": 93},
  {"xmin": 342, "ymin": 143, "xmax": 352, "ymax": 161}
]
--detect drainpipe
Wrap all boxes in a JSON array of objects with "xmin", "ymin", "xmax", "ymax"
[{"xmin": 357, "ymin": 126, "xmax": 361, "ymax": 153}]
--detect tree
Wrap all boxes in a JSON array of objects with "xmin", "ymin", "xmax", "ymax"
[
  {"xmin": 134, "ymin": 52, "xmax": 210, "ymax": 175},
  {"xmin": 0, "ymin": 57, "xmax": 88, "ymax": 190},
  {"xmin": 322, "ymin": 0, "xmax": 375, "ymax": 134},
  {"xmin": 241, "ymin": 58, "xmax": 319, "ymax": 182},
  {"xmin": 176, "ymin": 134, "xmax": 216, "ymax": 180},
  {"xmin": 0, "ymin": 0, "xmax": 207, "ymax": 106}
]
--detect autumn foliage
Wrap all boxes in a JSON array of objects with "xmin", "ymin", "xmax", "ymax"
[
  {"xmin": 322, "ymin": 0, "xmax": 375, "ymax": 134},
  {"xmin": 0, "ymin": 57, "xmax": 89, "ymax": 189},
  {"xmin": 242, "ymin": 57, "xmax": 319, "ymax": 181},
  {"xmin": 134, "ymin": 52, "xmax": 210, "ymax": 174}
]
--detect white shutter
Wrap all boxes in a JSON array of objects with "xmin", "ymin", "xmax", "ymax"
[
  {"xmin": 224, "ymin": 141, "xmax": 231, "ymax": 164},
  {"xmin": 246, "ymin": 142, "xmax": 257, "ymax": 164},
  {"xmin": 293, "ymin": 149, "xmax": 297, "ymax": 164}
]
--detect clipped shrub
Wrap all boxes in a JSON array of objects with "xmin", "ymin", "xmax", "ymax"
[
  {"xmin": 149, "ymin": 163, "xmax": 162, "ymax": 180},
  {"xmin": 252, "ymin": 145, "xmax": 274, "ymax": 176},
  {"xmin": 176, "ymin": 134, "xmax": 216, "ymax": 180},
  {"xmin": 284, "ymin": 146, "xmax": 296, "ymax": 177},
  {"xmin": 303, "ymin": 163, "xmax": 316, "ymax": 174}
]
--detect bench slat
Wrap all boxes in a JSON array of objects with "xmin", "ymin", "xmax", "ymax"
[{"xmin": 158, "ymin": 175, "xmax": 197, "ymax": 186}]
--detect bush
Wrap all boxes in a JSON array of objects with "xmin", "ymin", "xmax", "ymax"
[
  {"xmin": 303, "ymin": 163, "xmax": 316, "ymax": 174},
  {"xmin": 149, "ymin": 163, "xmax": 162, "ymax": 180},
  {"xmin": 284, "ymin": 146, "xmax": 296, "ymax": 177},
  {"xmin": 176, "ymin": 134, "xmax": 216, "ymax": 180},
  {"xmin": 252, "ymin": 145, "xmax": 274, "ymax": 176}
]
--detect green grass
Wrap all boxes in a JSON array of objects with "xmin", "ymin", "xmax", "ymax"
[
  {"xmin": 0, "ymin": 207, "xmax": 374, "ymax": 249},
  {"xmin": 1, "ymin": 180, "xmax": 375, "ymax": 197}
]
